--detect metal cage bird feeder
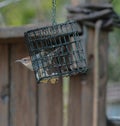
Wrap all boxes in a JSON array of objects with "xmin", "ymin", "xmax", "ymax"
[
  {"xmin": 24, "ymin": 0, "xmax": 87, "ymax": 83},
  {"xmin": 24, "ymin": 21, "xmax": 87, "ymax": 83}
]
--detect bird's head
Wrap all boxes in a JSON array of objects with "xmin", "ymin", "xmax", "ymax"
[
  {"xmin": 16, "ymin": 57, "xmax": 31, "ymax": 65},
  {"xmin": 15, "ymin": 56, "xmax": 33, "ymax": 71}
]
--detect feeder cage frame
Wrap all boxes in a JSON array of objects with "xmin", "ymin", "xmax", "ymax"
[{"xmin": 24, "ymin": 21, "xmax": 87, "ymax": 83}]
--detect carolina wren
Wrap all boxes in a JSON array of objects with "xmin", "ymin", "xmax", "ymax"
[
  {"xmin": 16, "ymin": 56, "xmax": 33, "ymax": 71},
  {"xmin": 15, "ymin": 55, "xmax": 58, "ymax": 84}
]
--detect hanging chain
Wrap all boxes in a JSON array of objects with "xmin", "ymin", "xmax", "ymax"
[{"xmin": 52, "ymin": 0, "xmax": 56, "ymax": 25}]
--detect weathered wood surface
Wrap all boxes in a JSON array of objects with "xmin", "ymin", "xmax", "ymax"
[
  {"xmin": 98, "ymin": 32, "xmax": 108, "ymax": 126},
  {"xmin": 0, "ymin": 45, "xmax": 9, "ymax": 126},
  {"xmin": 68, "ymin": 75, "xmax": 82, "ymax": 126},
  {"xmin": 68, "ymin": 0, "xmax": 109, "ymax": 126},
  {"xmin": 68, "ymin": 24, "xmax": 108, "ymax": 126},
  {"xmin": 0, "ymin": 23, "xmax": 63, "ymax": 126},
  {"xmin": 38, "ymin": 79, "xmax": 63, "ymax": 126},
  {"xmin": 0, "ymin": 42, "xmax": 63, "ymax": 126},
  {"xmin": 0, "ymin": 23, "xmax": 49, "ymax": 43},
  {"xmin": 0, "ymin": 26, "xmax": 35, "ymax": 43},
  {"xmin": 10, "ymin": 44, "xmax": 37, "ymax": 126},
  {"xmin": 0, "ymin": 22, "xmax": 81, "ymax": 44},
  {"xmin": 80, "ymin": 29, "xmax": 94, "ymax": 126}
]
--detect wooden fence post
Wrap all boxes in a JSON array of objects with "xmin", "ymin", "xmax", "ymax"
[
  {"xmin": 0, "ymin": 45, "xmax": 9, "ymax": 126},
  {"xmin": 38, "ymin": 80, "xmax": 63, "ymax": 126},
  {"xmin": 68, "ymin": 0, "xmax": 109, "ymax": 126},
  {"xmin": 0, "ymin": 25, "xmax": 63, "ymax": 126},
  {"xmin": 10, "ymin": 44, "xmax": 37, "ymax": 126}
]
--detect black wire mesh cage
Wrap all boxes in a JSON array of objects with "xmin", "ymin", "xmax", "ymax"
[{"xmin": 24, "ymin": 21, "xmax": 87, "ymax": 83}]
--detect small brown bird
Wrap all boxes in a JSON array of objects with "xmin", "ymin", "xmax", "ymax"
[
  {"xmin": 16, "ymin": 56, "xmax": 33, "ymax": 71},
  {"xmin": 15, "ymin": 55, "xmax": 49, "ymax": 78},
  {"xmin": 15, "ymin": 54, "xmax": 58, "ymax": 84}
]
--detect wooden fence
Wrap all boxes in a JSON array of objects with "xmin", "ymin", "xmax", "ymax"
[
  {"xmin": 0, "ymin": 25, "xmax": 63, "ymax": 126},
  {"xmin": 0, "ymin": 24, "xmax": 108, "ymax": 126},
  {"xmin": 0, "ymin": 0, "xmax": 109, "ymax": 126}
]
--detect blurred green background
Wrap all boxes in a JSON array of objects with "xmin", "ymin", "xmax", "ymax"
[
  {"xmin": 0, "ymin": 0, "xmax": 120, "ymax": 83},
  {"xmin": 0, "ymin": 0, "xmax": 70, "ymax": 26}
]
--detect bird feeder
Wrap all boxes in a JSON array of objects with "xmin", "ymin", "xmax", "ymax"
[
  {"xmin": 24, "ymin": 0, "xmax": 87, "ymax": 83},
  {"xmin": 24, "ymin": 21, "xmax": 87, "ymax": 83}
]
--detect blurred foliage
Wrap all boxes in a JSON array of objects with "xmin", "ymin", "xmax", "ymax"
[
  {"xmin": 0, "ymin": 0, "xmax": 70, "ymax": 26},
  {"xmin": 108, "ymin": 0, "xmax": 120, "ymax": 82},
  {"xmin": 1, "ymin": 0, "xmax": 35, "ymax": 26},
  {"xmin": 112, "ymin": 0, "xmax": 120, "ymax": 14},
  {"xmin": 109, "ymin": 29, "xmax": 120, "ymax": 81}
]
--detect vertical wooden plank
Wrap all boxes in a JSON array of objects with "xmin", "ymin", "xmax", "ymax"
[
  {"xmin": 38, "ymin": 79, "xmax": 63, "ymax": 126},
  {"xmin": 68, "ymin": 26, "xmax": 108, "ymax": 126},
  {"xmin": 10, "ymin": 43, "xmax": 37, "ymax": 126},
  {"xmin": 68, "ymin": 0, "xmax": 87, "ymax": 126},
  {"xmin": 80, "ymin": 28, "xmax": 108, "ymax": 126},
  {"xmin": 0, "ymin": 44, "xmax": 9, "ymax": 126},
  {"xmin": 80, "ymin": 27, "xmax": 108, "ymax": 126},
  {"xmin": 98, "ymin": 32, "xmax": 108, "ymax": 126},
  {"xmin": 68, "ymin": 75, "xmax": 83, "ymax": 126},
  {"xmin": 68, "ymin": 0, "xmax": 109, "ymax": 126},
  {"xmin": 86, "ymin": 1, "xmax": 108, "ymax": 126},
  {"xmin": 80, "ymin": 28, "xmax": 94, "ymax": 126}
]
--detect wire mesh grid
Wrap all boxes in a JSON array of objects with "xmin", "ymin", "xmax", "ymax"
[{"xmin": 24, "ymin": 21, "xmax": 87, "ymax": 83}]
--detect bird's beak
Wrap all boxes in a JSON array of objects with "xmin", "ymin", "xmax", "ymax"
[{"xmin": 15, "ymin": 60, "xmax": 22, "ymax": 63}]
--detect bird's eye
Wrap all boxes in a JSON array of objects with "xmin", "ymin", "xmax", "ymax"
[{"xmin": 23, "ymin": 59, "xmax": 27, "ymax": 62}]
